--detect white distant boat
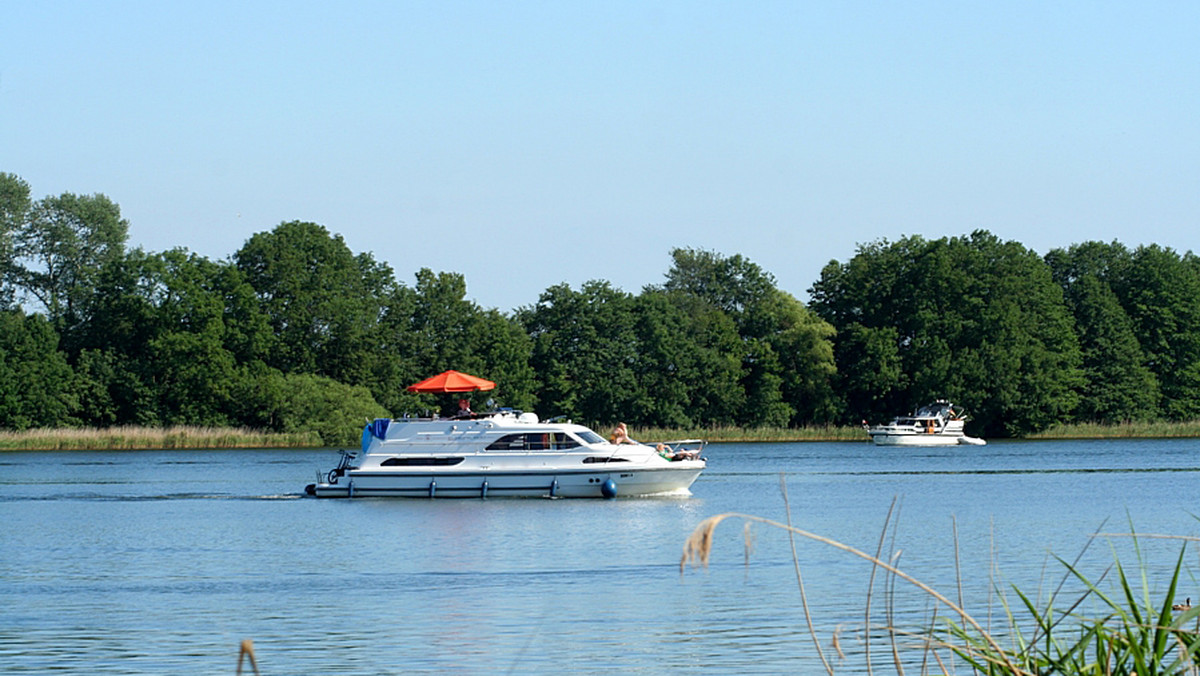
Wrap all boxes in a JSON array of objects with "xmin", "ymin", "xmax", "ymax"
[
  {"xmin": 304, "ymin": 411, "xmax": 707, "ymax": 499},
  {"xmin": 864, "ymin": 400, "xmax": 986, "ymax": 447}
]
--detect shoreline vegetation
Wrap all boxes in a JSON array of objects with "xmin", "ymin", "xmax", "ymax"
[
  {"xmin": 3, "ymin": 419, "xmax": 1200, "ymax": 451},
  {"xmin": 0, "ymin": 426, "xmax": 322, "ymax": 451}
]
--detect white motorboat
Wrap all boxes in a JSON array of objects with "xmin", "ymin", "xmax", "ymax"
[
  {"xmin": 864, "ymin": 400, "xmax": 986, "ymax": 447},
  {"xmin": 304, "ymin": 411, "xmax": 707, "ymax": 499}
]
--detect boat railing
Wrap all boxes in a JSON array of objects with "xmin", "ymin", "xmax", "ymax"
[
  {"xmin": 657, "ymin": 439, "xmax": 708, "ymax": 456},
  {"xmin": 659, "ymin": 438, "xmax": 706, "ymax": 447}
]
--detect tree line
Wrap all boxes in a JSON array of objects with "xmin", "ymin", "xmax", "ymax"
[{"xmin": 2, "ymin": 172, "xmax": 1198, "ymax": 443}]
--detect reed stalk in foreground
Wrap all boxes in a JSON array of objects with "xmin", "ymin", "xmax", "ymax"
[{"xmin": 681, "ymin": 486, "xmax": 1200, "ymax": 675}]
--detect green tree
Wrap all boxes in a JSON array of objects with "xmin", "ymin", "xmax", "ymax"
[
  {"xmin": 766, "ymin": 290, "xmax": 839, "ymax": 424},
  {"xmin": 1067, "ymin": 274, "xmax": 1159, "ymax": 422},
  {"xmin": 61, "ymin": 249, "xmax": 163, "ymax": 426},
  {"xmin": 519, "ymin": 281, "xmax": 639, "ymax": 424},
  {"xmin": 139, "ymin": 250, "xmax": 247, "ymax": 425},
  {"xmin": 234, "ymin": 221, "xmax": 388, "ymax": 382},
  {"xmin": 70, "ymin": 348, "xmax": 157, "ymax": 427},
  {"xmin": 811, "ymin": 231, "xmax": 1082, "ymax": 436},
  {"xmin": 660, "ymin": 248, "xmax": 837, "ymax": 426},
  {"xmin": 830, "ymin": 324, "xmax": 906, "ymax": 420},
  {"xmin": 266, "ymin": 372, "xmax": 388, "ymax": 446},
  {"xmin": 629, "ymin": 289, "xmax": 744, "ymax": 427},
  {"xmin": 368, "ymin": 283, "xmax": 426, "ymax": 415},
  {"xmin": 0, "ymin": 173, "xmax": 32, "ymax": 309},
  {"xmin": 408, "ymin": 270, "xmax": 490, "ymax": 383},
  {"xmin": 67, "ymin": 248, "xmax": 276, "ymax": 428},
  {"xmin": 1114, "ymin": 245, "xmax": 1200, "ymax": 419},
  {"xmin": 10, "ymin": 192, "xmax": 129, "ymax": 336},
  {"xmin": 0, "ymin": 310, "xmax": 75, "ymax": 429},
  {"xmin": 461, "ymin": 308, "xmax": 536, "ymax": 413},
  {"xmin": 1046, "ymin": 242, "xmax": 1160, "ymax": 423},
  {"xmin": 382, "ymin": 269, "xmax": 536, "ymax": 416}
]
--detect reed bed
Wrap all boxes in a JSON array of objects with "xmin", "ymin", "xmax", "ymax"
[
  {"xmin": 682, "ymin": 482, "xmax": 1200, "ymax": 675},
  {"xmin": 639, "ymin": 419, "xmax": 1200, "ymax": 443},
  {"xmin": 0, "ymin": 425, "xmax": 322, "ymax": 451},
  {"xmin": 1028, "ymin": 419, "xmax": 1200, "ymax": 440},
  {"xmin": 630, "ymin": 424, "xmax": 868, "ymax": 443}
]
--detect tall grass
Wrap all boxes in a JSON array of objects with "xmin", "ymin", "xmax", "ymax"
[
  {"xmin": 630, "ymin": 424, "xmax": 868, "ymax": 443},
  {"xmin": 0, "ymin": 426, "xmax": 322, "ymax": 451},
  {"xmin": 1028, "ymin": 420, "xmax": 1200, "ymax": 440},
  {"xmin": 681, "ymin": 481, "xmax": 1200, "ymax": 675},
  {"xmin": 637, "ymin": 419, "xmax": 1200, "ymax": 443}
]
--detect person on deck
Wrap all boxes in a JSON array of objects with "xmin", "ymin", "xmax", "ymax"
[
  {"xmin": 454, "ymin": 399, "xmax": 473, "ymax": 418},
  {"xmin": 656, "ymin": 443, "xmax": 698, "ymax": 461},
  {"xmin": 610, "ymin": 422, "xmax": 636, "ymax": 445}
]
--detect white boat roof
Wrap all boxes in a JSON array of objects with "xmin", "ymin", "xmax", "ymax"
[{"xmin": 362, "ymin": 411, "xmax": 614, "ymax": 453}]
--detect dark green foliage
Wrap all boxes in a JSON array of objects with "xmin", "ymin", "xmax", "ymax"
[
  {"xmin": 811, "ymin": 231, "xmax": 1083, "ymax": 436},
  {"xmin": 830, "ymin": 324, "xmax": 906, "ymax": 420},
  {"xmin": 519, "ymin": 281, "xmax": 640, "ymax": 423},
  {"xmin": 659, "ymin": 248, "xmax": 838, "ymax": 427},
  {"xmin": 70, "ymin": 349, "xmax": 158, "ymax": 427},
  {"xmin": 1065, "ymin": 274, "xmax": 1160, "ymax": 423},
  {"xmin": 1117, "ymin": 246, "xmax": 1200, "ymax": 420},
  {"xmin": 1048, "ymin": 241, "xmax": 1200, "ymax": 422},
  {"xmin": 234, "ymin": 221, "xmax": 385, "ymax": 381},
  {"xmin": 629, "ymin": 290, "xmax": 744, "ymax": 427},
  {"xmin": 262, "ymin": 372, "xmax": 388, "ymax": 447},
  {"xmin": 0, "ymin": 310, "xmax": 74, "ymax": 429},
  {"xmin": 400, "ymin": 268, "xmax": 535, "ymax": 417}
]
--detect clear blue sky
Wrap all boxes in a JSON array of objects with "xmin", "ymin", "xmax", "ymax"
[{"xmin": 3, "ymin": 1, "xmax": 1197, "ymax": 312}]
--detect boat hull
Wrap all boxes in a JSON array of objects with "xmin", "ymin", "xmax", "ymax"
[
  {"xmin": 311, "ymin": 463, "xmax": 704, "ymax": 499},
  {"xmin": 869, "ymin": 433, "xmax": 967, "ymax": 447},
  {"xmin": 868, "ymin": 431, "xmax": 986, "ymax": 447}
]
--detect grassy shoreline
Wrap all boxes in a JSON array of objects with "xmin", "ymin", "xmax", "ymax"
[
  {"xmin": 631, "ymin": 424, "xmax": 868, "ymax": 443},
  {"xmin": 1025, "ymin": 419, "xmax": 1200, "ymax": 439},
  {"xmin": 4, "ymin": 419, "xmax": 1200, "ymax": 451},
  {"xmin": 0, "ymin": 426, "xmax": 323, "ymax": 451}
]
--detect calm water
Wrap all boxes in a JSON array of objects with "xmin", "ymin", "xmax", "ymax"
[{"xmin": 3, "ymin": 438, "xmax": 1200, "ymax": 673}]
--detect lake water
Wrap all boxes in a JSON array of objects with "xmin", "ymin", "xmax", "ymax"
[{"xmin": 3, "ymin": 438, "xmax": 1200, "ymax": 673}]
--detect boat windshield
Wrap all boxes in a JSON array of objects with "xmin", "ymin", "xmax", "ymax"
[
  {"xmin": 577, "ymin": 430, "xmax": 605, "ymax": 444},
  {"xmin": 914, "ymin": 402, "xmax": 953, "ymax": 418}
]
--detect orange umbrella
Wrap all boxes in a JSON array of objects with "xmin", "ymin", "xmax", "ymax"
[{"xmin": 406, "ymin": 370, "xmax": 496, "ymax": 393}]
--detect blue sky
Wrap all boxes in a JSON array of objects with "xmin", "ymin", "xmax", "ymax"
[{"xmin": 3, "ymin": 1, "xmax": 1197, "ymax": 312}]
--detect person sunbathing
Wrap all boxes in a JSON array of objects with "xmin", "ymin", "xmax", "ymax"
[
  {"xmin": 610, "ymin": 422, "xmax": 636, "ymax": 445},
  {"xmin": 656, "ymin": 443, "xmax": 698, "ymax": 461}
]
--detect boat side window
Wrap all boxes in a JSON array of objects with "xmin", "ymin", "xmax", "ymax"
[
  {"xmin": 552, "ymin": 433, "xmax": 580, "ymax": 449},
  {"xmin": 485, "ymin": 433, "xmax": 557, "ymax": 451},
  {"xmin": 381, "ymin": 457, "xmax": 464, "ymax": 466},
  {"xmin": 486, "ymin": 434, "xmax": 525, "ymax": 451}
]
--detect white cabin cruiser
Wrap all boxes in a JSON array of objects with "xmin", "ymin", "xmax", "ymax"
[
  {"xmin": 304, "ymin": 411, "xmax": 707, "ymax": 499},
  {"xmin": 864, "ymin": 400, "xmax": 986, "ymax": 447}
]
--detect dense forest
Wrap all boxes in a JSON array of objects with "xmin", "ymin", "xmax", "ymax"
[{"xmin": 3, "ymin": 172, "xmax": 1198, "ymax": 444}]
